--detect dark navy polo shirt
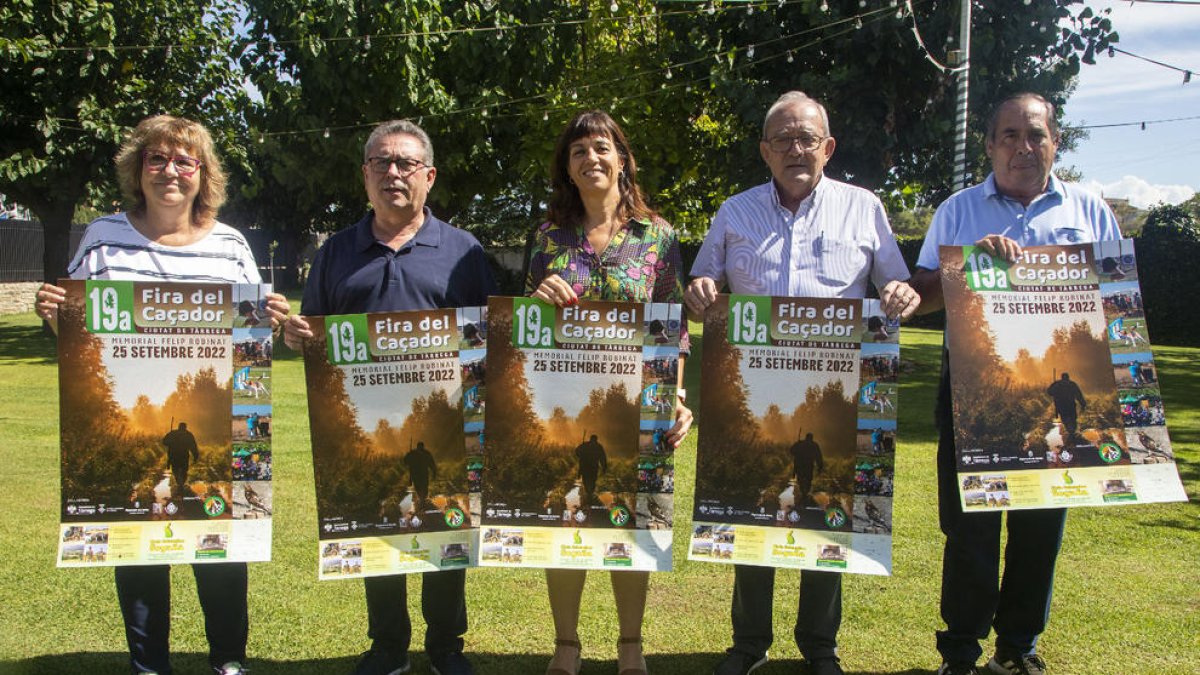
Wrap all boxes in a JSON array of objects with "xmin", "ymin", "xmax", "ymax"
[{"xmin": 301, "ymin": 208, "xmax": 497, "ymax": 316}]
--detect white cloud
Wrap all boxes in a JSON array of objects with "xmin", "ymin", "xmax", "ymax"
[
  {"xmin": 1077, "ymin": 176, "xmax": 1195, "ymax": 209},
  {"xmin": 1096, "ymin": 0, "xmax": 1200, "ymax": 33}
]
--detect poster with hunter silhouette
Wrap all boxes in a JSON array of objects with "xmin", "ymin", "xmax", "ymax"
[
  {"xmin": 480, "ymin": 297, "xmax": 682, "ymax": 571},
  {"xmin": 688, "ymin": 294, "xmax": 898, "ymax": 576},
  {"xmin": 303, "ymin": 306, "xmax": 486, "ymax": 579},
  {"xmin": 939, "ymin": 241, "xmax": 1185, "ymax": 511},
  {"xmin": 56, "ymin": 280, "xmax": 273, "ymax": 567}
]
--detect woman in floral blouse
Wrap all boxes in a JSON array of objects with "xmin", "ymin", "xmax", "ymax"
[{"xmin": 526, "ymin": 110, "xmax": 693, "ymax": 675}]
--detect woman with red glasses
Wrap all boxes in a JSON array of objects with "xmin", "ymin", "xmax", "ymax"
[{"xmin": 34, "ymin": 115, "xmax": 289, "ymax": 675}]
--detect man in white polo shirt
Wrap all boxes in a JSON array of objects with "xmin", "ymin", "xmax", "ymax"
[{"xmin": 686, "ymin": 91, "xmax": 920, "ymax": 675}]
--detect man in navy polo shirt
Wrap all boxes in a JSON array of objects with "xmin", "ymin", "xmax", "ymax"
[
  {"xmin": 910, "ymin": 93, "xmax": 1119, "ymax": 675},
  {"xmin": 284, "ymin": 119, "xmax": 495, "ymax": 675}
]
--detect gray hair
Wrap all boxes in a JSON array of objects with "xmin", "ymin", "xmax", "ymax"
[
  {"xmin": 762, "ymin": 91, "xmax": 831, "ymax": 138},
  {"xmin": 363, "ymin": 119, "xmax": 435, "ymax": 166}
]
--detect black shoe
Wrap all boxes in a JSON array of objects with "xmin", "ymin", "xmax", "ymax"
[
  {"xmin": 986, "ymin": 652, "xmax": 1047, "ymax": 675},
  {"xmin": 429, "ymin": 651, "xmax": 475, "ymax": 675},
  {"xmin": 937, "ymin": 662, "xmax": 980, "ymax": 675},
  {"xmin": 352, "ymin": 649, "xmax": 410, "ymax": 675},
  {"xmin": 713, "ymin": 650, "xmax": 768, "ymax": 675},
  {"xmin": 803, "ymin": 656, "xmax": 845, "ymax": 675}
]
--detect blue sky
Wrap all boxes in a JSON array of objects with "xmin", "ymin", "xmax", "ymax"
[{"xmin": 1062, "ymin": 0, "xmax": 1200, "ymax": 208}]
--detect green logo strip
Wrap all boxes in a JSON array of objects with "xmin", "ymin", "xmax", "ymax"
[
  {"xmin": 512, "ymin": 297, "xmax": 555, "ymax": 349},
  {"xmin": 962, "ymin": 246, "xmax": 1011, "ymax": 292},
  {"xmin": 325, "ymin": 314, "xmax": 372, "ymax": 364},
  {"xmin": 727, "ymin": 294, "xmax": 771, "ymax": 346},
  {"xmin": 85, "ymin": 280, "xmax": 135, "ymax": 334}
]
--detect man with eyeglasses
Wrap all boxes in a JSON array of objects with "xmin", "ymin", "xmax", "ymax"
[
  {"xmin": 909, "ymin": 93, "xmax": 1119, "ymax": 675},
  {"xmin": 283, "ymin": 119, "xmax": 495, "ymax": 675},
  {"xmin": 686, "ymin": 91, "xmax": 919, "ymax": 675}
]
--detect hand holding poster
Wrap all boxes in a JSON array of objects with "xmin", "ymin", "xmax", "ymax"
[
  {"xmin": 480, "ymin": 297, "xmax": 682, "ymax": 570},
  {"xmin": 688, "ymin": 294, "xmax": 898, "ymax": 575},
  {"xmin": 939, "ymin": 241, "xmax": 1186, "ymax": 509},
  {"xmin": 57, "ymin": 280, "xmax": 274, "ymax": 566},
  {"xmin": 302, "ymin": 307, "xmax": 486, "ymax": 579}
]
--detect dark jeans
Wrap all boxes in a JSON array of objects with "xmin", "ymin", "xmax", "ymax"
[
  {"xmin": 728, "ymin": 564, "xmax": 842, "ymax": 661},
  {"xmin": 364, "ymin": 569, "xmax": 467, "ymax": 656},
  {"xmin": 115, "ymin": 563, "xmax": 248, "ymax": 674},
  {"xmin": 935, "ymin": 356, "xmax": 1066, "ymax": 664}
]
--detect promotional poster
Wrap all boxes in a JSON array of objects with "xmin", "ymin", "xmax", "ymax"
[
  {"xmin": 480, "ymin": 297, "xmax": 681, "ymax": 571},
  {"xmin": 57, "ymin": 280, "xmax": 274, "ymax": 567},
  {"xmin": 940, "ymin": 241, "xmax": 1186, "ymax": 510},
  {"xmin": 303, "ymin": 307, "xmax": 486, "ymax": 579},
  {"xmin": 688, "ymin": 294, "xmax": 898, "ymax": 575}
]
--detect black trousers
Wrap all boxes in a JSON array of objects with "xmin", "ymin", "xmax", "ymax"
[
  {"xmin": 935, "ymin": 355, "xmax": 1066, "ymax": 664},
  {"xmin": 364, "ymin": 569, "xmax": 468, "ymax": 656},
  {"xmin": 115, "ymin": 563, "xmax": 248, "ymax": 674},
  {"xmin": 728, "ymin": 564, "xmax": 842, "ymax": 661}
]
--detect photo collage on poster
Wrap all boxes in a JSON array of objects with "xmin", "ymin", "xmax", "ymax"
[
  {"xmin": 939, "ymin": 241, "xmax": 1186, "ymax": 511},
  {"xmin": 479, "ymin": 297, "xmax": 681, "ymax": 571},
  {"xmin": 1096, "ymin": 240, "xmax": 1174, "ymax": 498},
  {"xmin": 303, "ymin": 307, "xmax": 486, "ymax": 579},
  {"xmin": 57, "ymin": 281, "xmax": 273, "ymax": 567},
  {"xmin": 688, "ymin": 294, "xmax": 897, "ymax": 576}
]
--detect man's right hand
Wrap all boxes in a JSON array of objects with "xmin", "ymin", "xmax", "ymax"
[
  {"xmin": 684, "ymin": 276, "xmax": 719, "ymax": 319},
  {"xmin": 974, "ymin": 234, "xmax": 1022, "ymax": 263},
  {"xmin": 282, "ymin": 314, "xmax": 313, "ymax": 351}
]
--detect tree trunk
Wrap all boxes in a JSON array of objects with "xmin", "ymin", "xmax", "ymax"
[
  {"xmin": 39, "ymin": 202, "xmax": 78, "ymax": 285},
  {"xmin": 35, "ymin": 201, "xmax": 79, "ymax": 335}
]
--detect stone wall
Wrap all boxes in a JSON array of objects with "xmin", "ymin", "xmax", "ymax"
[{"xmin": 0, "ymin": 282, "xmax": 39, "ymax": 316}]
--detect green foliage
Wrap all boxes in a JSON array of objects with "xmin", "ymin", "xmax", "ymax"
[
  {"xmin": 1135, "ymin": 205, "xmax": 1200, "ymax": 345},
  {"xmin": 888, "ymin": 207, "xmax": 934, "ymax": 238},
  {"xmin": 234, "ymin": 0, "xmax": 588, "ymax": 239},
  {"xmin": 0, "ymin": 0, "xmax": 247, "ymax": 280},
  {"xmin": 7, "ymin": 0, "xmax": 1119, "ymax": 262}
]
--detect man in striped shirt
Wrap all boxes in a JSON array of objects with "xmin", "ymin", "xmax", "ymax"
[{"xmin": 687, "ymin": 91, "xmax": 919, "ymax": 675}]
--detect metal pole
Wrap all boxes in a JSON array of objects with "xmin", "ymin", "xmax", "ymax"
[{"xmin": 952, "ymin": 0, "xmax": 972, "ymax": 191}]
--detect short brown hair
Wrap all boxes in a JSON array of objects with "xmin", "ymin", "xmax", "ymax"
[
  {"xmin": 547, "ymin": 110, "xmax": 655, "ymax": 228},
  {"xmin": 114, "ymin": 115, "xmax": 227, "ymax": 225}
]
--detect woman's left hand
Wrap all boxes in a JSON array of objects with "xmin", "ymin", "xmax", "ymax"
[
  {"xmin": 264, "ymin": 293, "xmax": 291, "ymax": 329},
  {"xmin": 531, "ymin": 274, "xmax": 578, "ymax": 307},
  {"xmin": 666, "ymin": 399, "xmax": 693, "ymax": 447}
]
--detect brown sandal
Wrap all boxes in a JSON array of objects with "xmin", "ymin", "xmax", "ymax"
[
  {"xmin": 617, "ymin": 636, "xmax": 648, "ymax": 675},
  {"xmin": 546, "ymin": 638, "xmax": 581, "ymax": 675}
]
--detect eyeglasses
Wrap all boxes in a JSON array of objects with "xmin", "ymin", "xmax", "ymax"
[
  {"xmin": 143, "ymin": 152, "xmax": 203, "ymax": 176},
  {"xmin": 765, "ymin": 134, "xmax": 827, "ymax": 153},
  {"xmin": 365, "ymin": 156, "xmax": 430, "ymax": 175}
]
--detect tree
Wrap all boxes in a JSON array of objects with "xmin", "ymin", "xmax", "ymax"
[
  {"xmin": 1136, "ymin": 204, "xmax": 1199, "ymax": 344},
  {"xmin": 0, "ymin": 0, "xmax": 245, "ymax": 284},
  {"xmin": 235, "ymin": 0, "xmax": 588, "ymax": 241},
  {"xmin": 650, "ymin": 0, "xmax": 1119, "ymax": 216}
]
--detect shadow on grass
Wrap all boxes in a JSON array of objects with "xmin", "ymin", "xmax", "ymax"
[
  {"xmin": 4, "ymin": 652, "xmax": 937, "ymax": 674},
  {"xmin": 0, "ymin": 322, "xmax": 57, "ymax": 364}
]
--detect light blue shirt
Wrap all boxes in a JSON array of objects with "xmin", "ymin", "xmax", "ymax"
[
  {"xmin": 917, "ymin": 173, "xmax": 1121, "ymax": 270},
  {"xmin": 690, "ymin": 177, "xmax": 911, "ymax": 299}
]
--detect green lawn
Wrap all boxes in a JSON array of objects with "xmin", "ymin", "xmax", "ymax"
[{"xmin": 0, "ymin": 311, "xmax": 1196, "ymax": 675}]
